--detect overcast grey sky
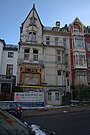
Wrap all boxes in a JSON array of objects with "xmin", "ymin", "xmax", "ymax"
[{"xmin": 0, "ymin": 0, "xmax": 90, "ymax": 44}]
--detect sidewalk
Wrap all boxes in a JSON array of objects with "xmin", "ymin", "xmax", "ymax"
[{"xmin": 22, "ymin": 104, "xmax": 90, "ymax": 117}]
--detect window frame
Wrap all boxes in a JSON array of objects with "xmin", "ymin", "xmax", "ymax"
[
  {"xmin": 55, "ymin": 37, "xmax": 59, "ymax": 45},
  {"xmin": 46, "ymin": 36, "xmax": 50, "ymax": 45},
  {"xmin": 57, "ymin": 50, "xmax": 62, "ymax": 63},
  {"xmin": 24, "ymin": 49, "xmax": 30, "ymax": 60},
  {"xmin": 75, "ymin": 37, "xmax": 84, "ymax": 49},
  {"xmin": 63, "ymin": 38, "xmax": 67, "ymax": 48},
  {"xmin": 86, "ymin": 42, "xmax": 90, "ymax": 51},
  {"xmin": 6, "ymin": 64, "xmax": 13, "ymax": 75},
  {"xmin": 33, "ymin": 49, "xmax": 38, "ymax": 61},
  {"xmin": 48, "ymin": 92, "xmax": 52, "ymax": 101},
  {"xmin": 73, "ymin": 28, "xmax": 79, "ymax": 33},
  {"xmin": 55, "ymin": 92, "xmax": 59, "ymax": 100},
  {"xmin": 57, "ymin": 70, "xmax": 61, "ymax": 76},
  {"xmin": 8, "ymin": 52, "xmax": 14, "ymax": 58},
  {"xmin": 28, "ymin": 32, "xmax": 36, "ymax": 42}
]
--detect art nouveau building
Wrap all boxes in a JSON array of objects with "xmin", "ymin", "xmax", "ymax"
[{"xmin": 17, "ymin": 4, "xmax": 71, "ymax": 105}]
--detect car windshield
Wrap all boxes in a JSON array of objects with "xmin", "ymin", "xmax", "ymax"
[
  {"xmin": 0, "ymin": 109, "xmax": 55, "ymax": 135},
  {"xmin": 0, "ymin": 109, "xmax": 30, "ymax": 135}
]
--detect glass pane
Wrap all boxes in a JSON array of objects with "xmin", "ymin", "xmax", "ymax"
[
  {"xmin": 24, "ymin": 53, "xmax": 29, "ymax": 60},
  {"xmin": 48, "ymin": 92, "xmax": 52, "ymax": 101},
  {"xmin": 33, "ymin": 55, "xmax": 38, "ymax": 61},
  {"xmin": 55, "ymin": 93, "xmax": 59, "ymax": 100}
]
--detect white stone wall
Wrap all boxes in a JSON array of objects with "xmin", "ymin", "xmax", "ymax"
[
  {"xmin": 65, "ymin": 37, "xmax": 71, "ymax": 92},
  {"xmin": 43, "ymin": 34, "xmax": 64, "ymax": 46},
  {"xmin": 44, "ymin": 47, "xmax": 56, "ymax": 85},
  {"xmin": 1, "ymin": 50, "xmax": 18, "ymax": 76}
]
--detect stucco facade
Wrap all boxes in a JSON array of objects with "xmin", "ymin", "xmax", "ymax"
[{"xmin": 0, "ymin": 39, "xmax": 18, "ymax": 94}]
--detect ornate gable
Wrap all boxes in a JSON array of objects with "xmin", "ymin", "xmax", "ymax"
[
  {"xmin": 72, "ymin": 17, "xmax": 84, "ymax": 32},
  {"xmin": 20, "ymin": 4, "xmax": 43, "ymax": 44}
]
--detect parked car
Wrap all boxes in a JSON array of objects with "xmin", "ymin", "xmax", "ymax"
[
  {"xmin": 0, "ymin": 109, "xmax": 56, "ymax": 135},
  {"xmin": 0, "ymin": 101, "xmax": 22, "ymax": 118}
]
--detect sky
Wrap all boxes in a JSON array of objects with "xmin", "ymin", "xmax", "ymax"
[{"xmin": 0, "ymin": 0, "xmax": 90, "ymax": 45}]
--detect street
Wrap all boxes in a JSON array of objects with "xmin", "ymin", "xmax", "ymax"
[{"xmin": 21, "ymin": 110, "xmax": 90, "ymax": 135}]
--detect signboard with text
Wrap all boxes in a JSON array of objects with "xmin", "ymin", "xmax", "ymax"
[{"xmin": 14, "ymin": 92, "xmax": 44, "ymax": 109}]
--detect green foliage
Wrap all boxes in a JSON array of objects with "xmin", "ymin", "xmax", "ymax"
[
  {"xmin": 62, "ymin": 92, "xmax": 71, "ymax": 105},
  {"xmin": 75, "ymin": 85, "xmax": 90, "ymax": 100}
]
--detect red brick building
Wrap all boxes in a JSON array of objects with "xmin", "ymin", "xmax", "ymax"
[
  {"xmin": 69, "ymin": 17, "xmax": 87, "ymax": 87},
  {"xmin": 85, "ymin": 26, "xmax": 90, "ymax": 85}
]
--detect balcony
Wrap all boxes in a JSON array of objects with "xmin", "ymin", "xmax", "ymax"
[
  {"xmin": 73, "ymin": 43, "xmax": 86, "ymax": 52},
  {"xmin": 0, "ymin": 75, "xmax": 16, "ymax": 83},
  {"xmin": 17, "ymin": 53, "xmax": 44, "ymax": 67},
  {"xmin": 20, "ymin": 34, "xmax": 42, "ymax": 44},
  {"xmin": 74, "ymin": 61, "xmax": 87, "ymax": 69}
]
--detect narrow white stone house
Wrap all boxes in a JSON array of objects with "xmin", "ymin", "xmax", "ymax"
[{"xmin": 0, "ymin": 39, "xmax": 18, "ymax": 94}]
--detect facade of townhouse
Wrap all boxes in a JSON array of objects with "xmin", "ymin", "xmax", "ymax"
[
  {"xmin": 0, "ymin": 39, "xmax": 18, "ymax": 95},
  {"xmin": 17, "ymin": 4, "xmax": 71, "ymax": 105},
  {"xmin": 85, "ymin": 26, "xmax": 90, "ymax": 85},
  {"xmin": 69, "ymin": 17, "xmax": 87, "ymax": 87}
]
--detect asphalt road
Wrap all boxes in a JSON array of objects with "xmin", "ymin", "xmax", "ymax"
[{"xmin": 21, "ymin": 110, "xmax": 90, "ymax": 135}]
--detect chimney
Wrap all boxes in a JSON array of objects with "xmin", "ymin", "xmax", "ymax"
[{"xmin": 56, "ymin": 21, "xmax": 60, "ymax": 28}]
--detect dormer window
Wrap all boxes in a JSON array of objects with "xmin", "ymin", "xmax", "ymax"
[
  {"xmin": 32, "ymin": 32, "xmax": 36, "ymax": 42},
  {"xmin": 73, "ymin": 28, "xmax": 79, "ymax": 33},
  {"xmin": 30, "ymin": 17, "xmax": 36, "ymax": 26},
  {"xmin": 28, "ymin": 32, "xmax": 36, "ymax": 42}
]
